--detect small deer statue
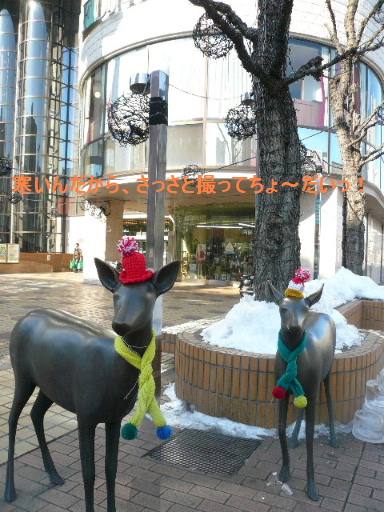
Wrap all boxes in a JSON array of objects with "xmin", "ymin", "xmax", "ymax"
[
  {"xmin": 267, "ymin": 268, "xmax": 339, "ymax": 501},
  {"xmin": 4, "ymin": 237, "xmax": 180, "ymax": 512}
]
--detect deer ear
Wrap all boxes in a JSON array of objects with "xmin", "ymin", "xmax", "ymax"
[
  {"xmin": 267, "ymin": 281, "xmax": 284, "ymax": 304},
  {"xmin": 152, "ymin": 260, "xmax": 180, "ymax": 295},
  {"xmin": 94, "ymin": 258, "xmax": 120, "ymax": 292},
  {"xmin": 305, "ymin": 284, "xmax": 324, "ymax": 307}
]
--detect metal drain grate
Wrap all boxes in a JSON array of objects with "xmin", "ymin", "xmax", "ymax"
[{"xmin": 144, "ymin": 429, "xmax": 261, "ymax": 475}]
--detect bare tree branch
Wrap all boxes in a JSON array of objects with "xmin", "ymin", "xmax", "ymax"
[
  {"xmin": 359, "ymin": 23, "xmax": 384, "ymax": 51},
  {"xmin": 188, "ymin": 0, "xmax": 258, "ymax": 41},
  {"xmin": 361, "ymin": 142, "xmax": 384, "ymax": 165},
  {"xmin": 353, "ymin": 101, "xmax": 384, "ymax": 138},
  {"xmin": 357, "ymin": 0, "xmax": 384, "ymax": 45},
  {"xmin": 188, "ymin": 0, "xmax": 280, "ymax": 92},
  {"xmin": 325, "ymin": 0, "xmax": 343, "ymax": 52}
]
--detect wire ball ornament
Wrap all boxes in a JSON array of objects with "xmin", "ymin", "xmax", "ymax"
[
  {"xmin": 7, "ymin": 192, "xmax": 23, "ymax": 204},
  {"xmin": 0, "ymin": 157, "xmax": 12, "ymax": 176},
  {"xmin": 373, "ymin": 6, "xmax": 384, "ymax": 25},
  {"xmin": 193, "ymin": 13, "xmax": 234, "ymax": 59},
  {"xmin": 225, "ymin": 103, "xmax": 257, "ymax": 140},
  {"xmin": 376, "ymin": 106, "xmax": 384, "ymax": 125},
  {"xmin": 181, "ymin": 164, "xmax": 205, "ymax": 187},
  {"xmin": 79, "ymin": 199, "xmax": 110, "ymax": 222},
  {"xmin": 107, "ymin": 93, "xmax": 150, "ymax": 146}
]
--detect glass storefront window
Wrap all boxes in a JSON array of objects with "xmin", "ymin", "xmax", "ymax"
[
  {"xmin": 151, "ymin": 39, "xmax": 205, "ymax": 123},
  {"xmin": 20, "ymin": 40, "xmax": 48, "ymax": 59},
  {"xmin": 22, "ymin": 77, "xmax": 47, "ymax": 97},
  {"xmin": 23, "ymin": 20, "xmax": 49, "ymax": 40},
  {"xmin": 0, "ymin": 69, "xmax": 16, "ymax": 88},
  {"xmin": 207, "ymin": 50, "xmax": 252, "ymax": 120},
  {"xmin": 298, "ymin": 127, "xmax": 329, "ymax": 166},
  {"xmin": 22, "ymin": 57, "xmax": 50, "ymax": 78},
  {"xmin": 81, "ymin": 138, "xmax": 104, "ymax": 177},
  {"xmin": 176, "ymin": 203, "xmax": 255, "ymax": 282},
  {"xmin": 167, "ymin": 124, "xmax": 203, "ymax": 167},
  {"xmin": 205, "ymin": 122, "xmax": 256, "ymax": 167},
  {"xmin": 289, "ymin": 41, "xmax": 329, "ymax": 128},
  {"xmin": 83, "ymin": 64, "xmax": 105, "ymax": 144},
  {"xmin": 104, "ymin": 136, "xmax": 147, "ymax": 175}
]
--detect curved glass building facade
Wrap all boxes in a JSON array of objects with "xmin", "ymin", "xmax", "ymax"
[
  {"xmin": 0, "ymin": 0, "xmax": 80, "ymax": 251},
  {"xmin": 0, "ymin": 4, "xmax": 18, "ymax": 241},
  {"xmin": 79, "ymin": 32, "xmax": 384, "ymax": 280},
  {"xmin": 80, "ymin": 36, "xmax": 384, "ymax": 185}
]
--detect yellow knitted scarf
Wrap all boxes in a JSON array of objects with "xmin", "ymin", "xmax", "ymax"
[{"xmin": 114, "ymin": 330, "xmax": 172, "ymax": 440}]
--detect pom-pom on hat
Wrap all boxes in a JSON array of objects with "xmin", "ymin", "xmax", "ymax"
[
  {"xmin": 285, "ymin": 267, "xmax": 311, "ymax": 299},
  {"xmin": 117, "ymin": 236, "xmax": 154, "ymax": 284}
]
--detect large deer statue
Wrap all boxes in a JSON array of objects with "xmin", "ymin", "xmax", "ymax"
[
  {"xmin": 267, "ymin": 268, "xmax": 339, "ymax": 501},
  {"xmin": 4, "ymin": 237, "xmax": 180, "ymax": 512}
]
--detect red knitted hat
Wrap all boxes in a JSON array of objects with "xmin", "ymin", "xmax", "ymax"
[
  {"xmin": 285, "ymin": 267, "xmax": 311, "ymax": 299},
  {"xmin": 117, "ymin": 236, "xmax": 154, "ymax": 284}
]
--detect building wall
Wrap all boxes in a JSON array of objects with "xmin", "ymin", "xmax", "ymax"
[
  {"xmin": 80, "ymin": 0, "xmax": 384, "ymax": 83},
  {"xmin": 365, "ymin": 213, "xmax": 384, "ymax": 282},
  {"xmin": 78, "ymin": 0, "xmax": 384, "ymax": 282}
]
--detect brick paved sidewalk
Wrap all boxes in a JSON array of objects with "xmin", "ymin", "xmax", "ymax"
[
  {"xmin": 0, "ymin": 273, "xmax": 383, "ymax": 511},
  {"xmin": 0, "ymin": 418, "xmax": 383, "ymax": 512}
]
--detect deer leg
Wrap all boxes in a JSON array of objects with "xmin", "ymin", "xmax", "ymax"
[
  {"xmin": 78, "ymin": 420, "xmax": 96, "ymax": 512},
  {"xmin": 324, "ymin": 372, "xmax": 339, "ymax": 448},
  {"xmin": 290, "ymin": 408, "xmax": 304, "ymax": 449},
  {"xmin": 278, "ymin": 395, "xmax": 290, "ymax": 483},
  {"xmin": 31, "ymin": 390, "xmax": 64, "ymax": 485},
  {"xmin": 4, "ymin": 378, "xmax": 35, "ymax": 502},
  {"xmin": 305, "ymin": 399, "xmax": 318, "ymax": 501},
  {"xmin": 105, "ymin": 420, "xmax": 121, "ymax": 512}
]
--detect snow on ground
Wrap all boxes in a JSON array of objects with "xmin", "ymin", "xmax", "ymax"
[
  {"xmin": 161, "ymin": 383, "xmax": 352, "ymax": 439},
  {"xmin": 202, "ymin": 267, "xmax": 384, "ymax": 354}
]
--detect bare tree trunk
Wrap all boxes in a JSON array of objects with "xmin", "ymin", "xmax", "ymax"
[
  {"xmin": 252, "ymin": 0, "xmax": 301, "ymax": 300},
  {"xmin": 329, "ymin": 55, "xmax": 365, "ymax": 275},
  {"xmin": 253, "ymin": 86, "xmax": 302, "ymax": 299},
  {"xmin": 340, "ymin": 155, "xmax": 365, "ymax": 275}
]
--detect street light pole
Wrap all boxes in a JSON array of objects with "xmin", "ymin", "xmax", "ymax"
[{"xmin": 146, "ymin": 70, "xmax": 169, "ymax": 335}]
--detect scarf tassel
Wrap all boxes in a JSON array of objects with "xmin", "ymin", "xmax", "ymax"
[{"xmin": 115, "ymin": 330, "xmax": 172, "ymax": 440}]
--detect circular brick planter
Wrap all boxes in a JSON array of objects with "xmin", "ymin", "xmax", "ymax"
[{"xmin": 173, "ymin": 300, "xmax": 384, "ymax": 428}]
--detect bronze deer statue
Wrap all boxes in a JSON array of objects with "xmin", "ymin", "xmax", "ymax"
[
  {"xmin": 268, "ymin": 273, "xmax": 339, "ymax": 501},
  {"xmin": 4, "ymin": 249, "xmax": 180, "ymax": 512}
]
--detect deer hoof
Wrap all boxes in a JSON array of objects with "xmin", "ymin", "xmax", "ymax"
[
  {"xmin": 4, "ymin": 486, "xmax": 16, "ymax": 503},
  {"xmin": 289, "ymin": 437, "xmax": 299, "ymax": 449},
  {"xmin": 49, "ymin": 473, "xmax": 65, "ymax": 486},
  {"xmin": 307, "ymin": 482, "xmax": 319, "ymax": 501},
  {"xmin": 279, "ymin": 465, "xmax": 290, "ymax": 483},
  {"xmin": 329, "ymin": 437, "xmax": 339, "ymax": 449}
]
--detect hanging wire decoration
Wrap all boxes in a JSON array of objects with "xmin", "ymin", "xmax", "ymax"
[
  {"xmin": 0, "ymin": 157, "xmax": 12, "ymax": 176},
  {"xmin": 79, "ymin": 199, "xmax": 110, "ymax": 222},
  {"xmin": 225, "ymin": 103, "xmax": 257, "ymax": 140},
  {"xmin": 107, "ymin": 93, "xmax": 150, "ymax": 146},
  {"xmin": 181, "ymin": 164, "xmax": 205, "ymax": 187},
  {"xmin": 193, "ymin": 12, "xmax": 234, "ymax": 59},
  {"xmin": 373, "ymin": 5, "xmax": 384, "ymax": 24},
  {"xmin": 7, "ymin": 192, "xmax": 23, "ymax": 204},
  {"xmin": 376, "ymin": 106, "xmax": 384, "ymax": 125}
]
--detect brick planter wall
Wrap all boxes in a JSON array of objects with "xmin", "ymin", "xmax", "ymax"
[{"xmin": 173, "ymin": 300, "xmax": 384, "ymax": 428}]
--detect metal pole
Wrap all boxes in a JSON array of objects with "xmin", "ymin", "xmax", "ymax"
[{"xmin": 146, "ymin": 70, "xmax": 169, "ymax": 336}]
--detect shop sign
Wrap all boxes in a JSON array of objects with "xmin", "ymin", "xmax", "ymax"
[
  {"xmin": 7, "ymin": 244, "xmax": 20, "ymax": 263},
  {"xmin": 0, "ymin": 244, "xmax": 6, "ymax": 263},
  {"xmin": 83, "ymin": 0, "xmax": 99, "ymax": 30}
]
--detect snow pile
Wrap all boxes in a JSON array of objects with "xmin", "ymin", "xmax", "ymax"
[
  {"xmin": 202, "ymin": 267, "xmax": 384, "ymax": 354},
  {"xmin": 162, "ymin": 384, "xmax": 352, "ymax": 439}
]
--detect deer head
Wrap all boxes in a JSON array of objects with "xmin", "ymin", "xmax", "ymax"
[
  {"xmin": 95, "ymin": 258, "xmax": 180, "ymax": 337},
  {"xmin": 267, "ymin": 281, "xmax": 324, "ymax": 337}
]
